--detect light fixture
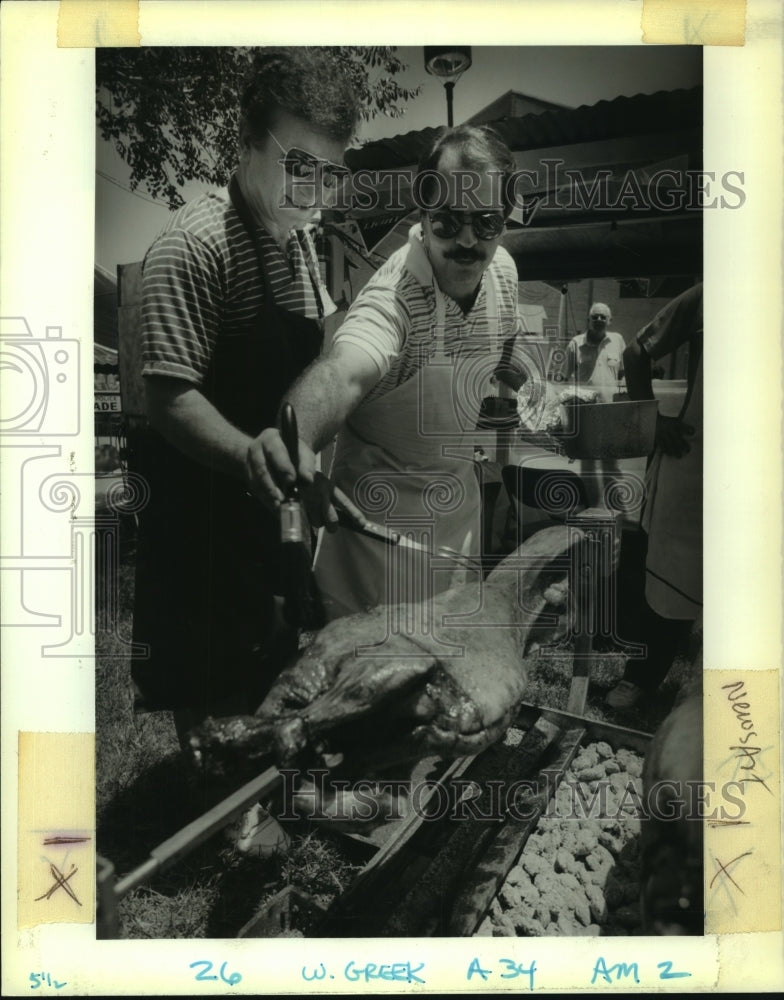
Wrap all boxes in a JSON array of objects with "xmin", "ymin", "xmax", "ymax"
[{"xmin": 424, "ymin": 47, "xmax": 472, "ymax": 127}]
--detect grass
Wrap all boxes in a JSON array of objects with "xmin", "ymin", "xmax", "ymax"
[
  {"xmin": 96, "ymin": 518, "xmax": 695, "ymax": 938},
  {"xmin": 524, "ymin": 642, "xmax": 694, "ymax": 736},
  {"xmin": 96, "ymin": 550, "xmax": 364, "ymax": 938}
]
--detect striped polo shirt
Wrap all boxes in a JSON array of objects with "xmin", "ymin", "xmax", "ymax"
[
  {"xmin": 332, "ymin": 224, "xmax": 522, "ymax": 403},
  {"xmin": 141, "ymin": 182, "xmax": 330, "ymax": 385}
]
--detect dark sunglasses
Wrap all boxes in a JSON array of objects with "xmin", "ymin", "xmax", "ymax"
[
  {"xmin": 428, "ymin": 209, "xmax": 506, "ymax": 241},
  {"xmin": 267, "ymin": 129, "xmax": 350, "ymax": 190}
]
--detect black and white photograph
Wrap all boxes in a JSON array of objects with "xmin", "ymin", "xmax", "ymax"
[{"xmin": 2, "ymin": 1, "xmax": 783, "ymax": 994}]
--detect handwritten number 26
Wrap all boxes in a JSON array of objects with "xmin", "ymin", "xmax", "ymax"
[{"xmin": 190, "ymin": 960, "xmax": 242, "ymax": 986}]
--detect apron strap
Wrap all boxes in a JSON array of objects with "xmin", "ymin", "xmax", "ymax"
[
  {"xmin": 432, "ymin": 278, "xmax": 447, "ymax": 347},
  {"xmin": 485, "ymin": 266, "xmax": 499, "ymax": 333}
]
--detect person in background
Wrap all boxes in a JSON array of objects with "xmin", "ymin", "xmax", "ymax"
[
  {"xmin": 561, "ymin": 302, "xmax": 626, "ymax": 403},
  {"xmin": 250, "ymin": 125, "xmax": 525, "ymax": 621},
  {"xmin": 560, "ymin": 302, "xmax": 627, "ymax": 508},
  {"xmin": 129, "ymin": 48, "xmax": 361, "ymax": 851},
  {"xmin": 606, "ymin": 282, "xmax": 703, "ymax": 709}
]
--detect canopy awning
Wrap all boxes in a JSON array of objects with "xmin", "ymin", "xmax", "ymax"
[{"xmin": 338, "ymin": 87, "xmax": 703, "ymax": 279}]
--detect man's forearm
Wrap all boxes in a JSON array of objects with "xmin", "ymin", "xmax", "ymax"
[
  {"xmin": 560, "ymin": 343, "xmax": 576, "ymax": 384},
  {"xmin": 622, "ymin": 340, "xmax": 654, "ymax": 401},
  {"xmin": 284, "ymin": 350, "xmax": 378, "ymax": 453},
  {"xmin": 624, "ymin": 338, "xmax": 692, "ymax": 457},
  {"xmin": 145, "ymin": 378, "xmax": 252, "ymax": 480}
]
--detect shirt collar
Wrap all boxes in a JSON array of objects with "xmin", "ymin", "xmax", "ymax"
[{"xmin": 404, "ymin": 223, "xmax": 433, "ymax": 286}]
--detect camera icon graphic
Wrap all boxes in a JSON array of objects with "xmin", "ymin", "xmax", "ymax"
[{"xmin": 0, "ymin": 317, "xmax": 80, "ymax": 436}]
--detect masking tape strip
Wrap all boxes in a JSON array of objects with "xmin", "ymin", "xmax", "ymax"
[
  {"xmin": 18, "ymin": 732, "xmax": 95, "ymax": 927},
  {"xmin": 58, "ymin": 0, "xmax": 141, "ymax": 48},
  {"xmin": 642, "ymin": 0, "xmax": 746, "ymax": 46},
  {"xmin": 704, "ymin": 670, "xmax": 781, "ymax": 934}
]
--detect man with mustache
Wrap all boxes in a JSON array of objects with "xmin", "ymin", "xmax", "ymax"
[{"xmin": 252, "ymin": 125, "xmax": 524, "ymax": 618}]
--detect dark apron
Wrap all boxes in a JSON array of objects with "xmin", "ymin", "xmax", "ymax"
[{"xmin": 131, "ymin": 177, "xmax": 324, "ymax": 715}]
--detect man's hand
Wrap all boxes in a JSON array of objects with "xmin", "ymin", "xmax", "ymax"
[
  {"xmin": 492, "ymin": 364, "xmax": 527, "ymax": 393},
  {"xmin": 655, "ymin": 413, "xmax": 694, "ymax": 457},
  {"xmin": 301, "ymin": 472, "xmax": 370, "ymax": 534},
  {"xmin": 245, "ymin": 428, "xmax": 318, "ymax": 508},
  {"xmin": 299, "ymin": 471, "xmax": 340, "ymax": 531},
  {"xmin": 245, "ymin": 433, "xmax": 367, "ymax": 534}
]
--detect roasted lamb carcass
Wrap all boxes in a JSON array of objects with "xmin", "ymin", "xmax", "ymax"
[{"xmin": 189, "ymin": 525, "xmax": 584, "ymax": 792}]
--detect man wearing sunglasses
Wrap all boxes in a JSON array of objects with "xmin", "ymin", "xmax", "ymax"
[
  {"xmin": 252, "ymin": 125, "xmax": 525, "ymax": 620},
  {"xmin": 130, "ymin": 50, "xmax": 360, "ymax": 837}
]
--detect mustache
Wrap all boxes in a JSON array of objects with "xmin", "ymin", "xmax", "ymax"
[{"xmin": 444, "ymin": 249, "xmax": 485, "ymax": 262}]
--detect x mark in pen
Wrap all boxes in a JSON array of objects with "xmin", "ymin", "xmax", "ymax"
[{"xmin": 35, "ymin": 863, "xmax": 82, "ymax": 906}]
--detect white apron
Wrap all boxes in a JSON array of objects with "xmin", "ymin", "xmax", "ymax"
[
  {"xmin": 642, "ymin": 355, "xmax": 703, "ymax": 619},
  {"xmin": 314, "ymin": 273, "xmax": 499, "ymax": 621}
]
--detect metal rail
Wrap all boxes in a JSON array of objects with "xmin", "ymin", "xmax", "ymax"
[{"xmin": 97, "ymin": 765, "xmax": 283, "ymax": 935}]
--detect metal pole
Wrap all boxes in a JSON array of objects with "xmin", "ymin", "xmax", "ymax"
[
  {"xmin": 558, "ymin": 284, "xmax": 568, "ymax": 338},
  {"xmin": 444, "ymin": 81, "xmax": 455, "ymax": 126},
  {"xmin": 112, "ymin": 765, "xmax": 282, "ymax": 900}
]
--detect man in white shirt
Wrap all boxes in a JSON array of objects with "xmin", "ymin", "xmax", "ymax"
[
  {"xmin": 559, "ymin": 302, "xmax": 627, "ymax": 509},
  {"xmin": 561, "ymin": 302, "xmax": 626, "ymax": 402}
]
